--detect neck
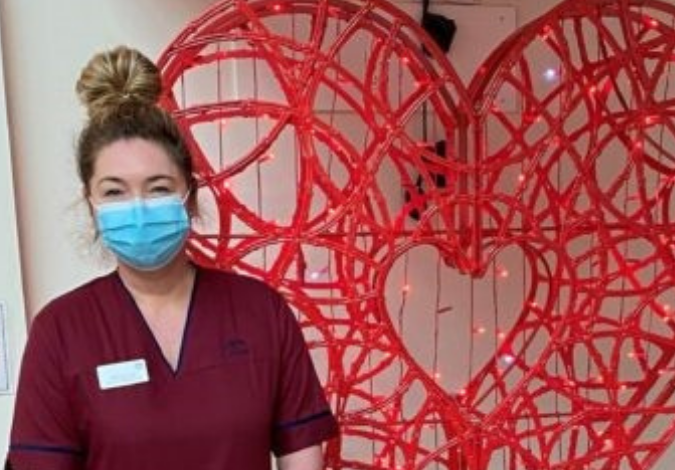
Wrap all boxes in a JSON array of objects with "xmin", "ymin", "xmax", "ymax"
[{"xmin": 117, "ymin": 255, "xmax": 195, "ymax": 300}]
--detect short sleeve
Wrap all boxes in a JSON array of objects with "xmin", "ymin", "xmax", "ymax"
[
  {"xmin": 7, "ymin": 313, "xmax": 85, "ymax": 470},
  {"xmin": 271, "ymin": 295, "xmax": 339, "ymax": 456}
]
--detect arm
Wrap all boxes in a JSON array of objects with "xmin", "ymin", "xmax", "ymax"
[
  {"xmin": 276, "ymin": 444, "xmax": 323, "ymax": 470},
  {"xmin": 269, "ymin": 291, "xmax": 338, "ymax": 461},
  {"xmin": 8, "ymin": 313, "xmax": 85, "ymax": 470}
]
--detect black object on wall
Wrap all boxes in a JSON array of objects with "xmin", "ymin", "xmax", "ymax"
[{"xmin": 421, "ymin": 0, "xmax": 457, "ymax": 54}]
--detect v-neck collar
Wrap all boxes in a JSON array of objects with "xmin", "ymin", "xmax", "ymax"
[{"xmin": 114, "ymin": 267, "xmax": 200, "ymax": 377}]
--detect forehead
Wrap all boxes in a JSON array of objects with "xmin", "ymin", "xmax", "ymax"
[{"xmin": 92, "ymin": 138, "xmax": 181, "ymax": 182}]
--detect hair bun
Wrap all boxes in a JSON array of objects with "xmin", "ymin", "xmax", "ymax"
[{"xmin": 76, "ymin": 45, "xmax": 162, "ymax": 121}]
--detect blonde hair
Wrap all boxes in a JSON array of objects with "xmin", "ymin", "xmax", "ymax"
[
  {"xmin": 76, "ymin": 45, "xmax": 161, "ymax": 121},
  {"xmin": 75, "ymin": 45, "xmax": 194, "ymax": 195}
]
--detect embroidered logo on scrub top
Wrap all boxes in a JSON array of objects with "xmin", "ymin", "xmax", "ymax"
[{"xmin": 223, "ymin": 338, "xmax": 249, "ymax": 358}]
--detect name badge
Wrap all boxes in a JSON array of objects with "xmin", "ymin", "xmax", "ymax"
[{"xmin": 96, "ymin": 359, "xmax": 149, "ymax": 390}]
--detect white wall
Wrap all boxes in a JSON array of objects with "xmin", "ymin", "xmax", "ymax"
[
  {"xmin": 0, "ymin": 8, "xmax": 25, "ymax": 458},
  {"xmin": 10, "ymin": 1, "xmax": 675, "ymax": 470}
]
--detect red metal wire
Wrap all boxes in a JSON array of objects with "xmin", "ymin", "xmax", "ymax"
[{"xmin": 158, "ymin": 0, "xmax": 675, "ymax": 468}]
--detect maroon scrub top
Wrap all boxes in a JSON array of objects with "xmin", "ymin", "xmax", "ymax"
[{"xmin": 8, "ymin": 267, "xmax": 338, "ymax": 470}]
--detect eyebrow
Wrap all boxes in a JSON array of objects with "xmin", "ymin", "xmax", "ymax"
[
  {"xmin": 146, "ymin": 175, "xmax": 176, "ymax": 184},
  {"xmin": 96, "ymin": 175, "xmax": 176, "ymax": 186}
]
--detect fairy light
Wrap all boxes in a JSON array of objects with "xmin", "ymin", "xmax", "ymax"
[
  {"xmin": 308, "ymin": 266, "xmax": 329, "ymax": 281},
  {"xmin": 603, "ymin": 439, "xmax": 614, "ymax": 451},
  {"xmin": 644, "ymin": 115, "xmax": 658, "ymax": 125},
  {"xmin": 501, "ymin": 353, "xmax": 516, "ymax": 365},
  {"xmin": 539, "ymin": 25, "xmax": 553, "ymax": 41},
  {"xmin": 645, "ymin": 16, "xmax": 659, "ymax": 28},
  {"xmin": 543, "ymin": 67, "xmax": 558, "ymax": 82}
]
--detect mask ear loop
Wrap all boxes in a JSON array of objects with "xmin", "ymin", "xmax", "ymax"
[
  {"xmin": 85, "ymin": 195, "xmax": 102, "ymax": 240},
  {"xmin": 182, "ymin": 187, "xmax": 199, "ymax": 222},
  {"xmin": 181, "ymin": 188, "xmax": 192, "ymax": 205}
]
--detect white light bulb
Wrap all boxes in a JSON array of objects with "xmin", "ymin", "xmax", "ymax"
[{"xmin": 543, "ymin": 68, "xmax": 558, "ymax": 82}]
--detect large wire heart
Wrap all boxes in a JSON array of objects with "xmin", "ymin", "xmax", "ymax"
[{"xmin": 159, "ymin": 0, "xmax": 675, "ymax": 468}]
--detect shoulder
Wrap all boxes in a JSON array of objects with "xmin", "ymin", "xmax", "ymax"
[
  {"xmin": 31, "ymin": 271, "xmax": 118, "ymax": 331},
  {"xmin": 196, "ymin": 265, "xmax": 285, "ymax": 305},
  {"xmin": 194, "ymin": 266, "xmax": 295, "ymax": 340}
]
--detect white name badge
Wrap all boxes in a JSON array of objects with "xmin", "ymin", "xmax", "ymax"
[{"xmin": 96, "ymin": 359, "xmax": 149, "ymax": 390}]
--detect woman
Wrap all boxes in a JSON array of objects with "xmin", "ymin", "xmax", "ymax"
[{"xmin": 6, "ymin": 46, "xmax": 338, "ymax": 470}]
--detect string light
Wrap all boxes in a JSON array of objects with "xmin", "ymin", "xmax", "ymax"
[
  {"xmin": 603, "ymin": 439, "xmax": 614, "ymax": 451},
  {"xmin": 501, "ymin": 353, "xmax": 516, "ymax": 366},
  {"xmin": 644, "ymin": 115, "xmax": 659, "ymax": 125},
  {"xmin": 543, "ymin": 67, "xmax": 559, "ymax": 82},
  {"xmin": 645, "ymin": 16, "xmax": 659, "ymax": 28}
]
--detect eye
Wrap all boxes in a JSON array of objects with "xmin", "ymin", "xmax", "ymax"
[
  {"xmin": 102, "ymin": 188, "xmax": 124, "ymax": 198},
  {"xmin": 149, "ymin": 185, "xmax": 172, "ymax": 195}
]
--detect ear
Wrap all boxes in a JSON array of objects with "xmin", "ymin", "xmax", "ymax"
[
  {"xmin": 186, "ymin": 178, "xmax": 200, "ymax": 219},
  {"xmin": 188, "ymin": 198, "xmax": 200, "ymax": 220},
  {"xmin": 83, "ymin": 187, "xmax": 95, "ymax": 216}
]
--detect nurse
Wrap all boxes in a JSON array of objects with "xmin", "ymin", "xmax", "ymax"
[{"xmin": 6, "ymin": 45, "xmax": 338, "ymax": 470}]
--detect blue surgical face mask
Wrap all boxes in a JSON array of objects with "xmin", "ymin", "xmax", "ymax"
[{"xmin": 94, "ymin": 194, "xmax": 190, "ymax": 271}]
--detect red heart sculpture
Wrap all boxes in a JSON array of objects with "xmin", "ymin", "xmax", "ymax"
[{"xmin": 158, "ymin": 0, "xmax": 675, "ymax": 468}]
